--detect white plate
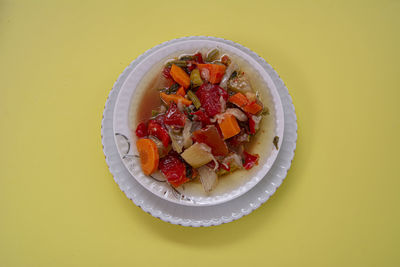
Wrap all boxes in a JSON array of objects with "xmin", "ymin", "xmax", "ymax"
[
  {"xmin": 112, "ymin": 37, "xmax": 285, "ymax": 206},
  {"xmin": 101, "ymin": 40, "xmax": 297, "ymax": 225}
]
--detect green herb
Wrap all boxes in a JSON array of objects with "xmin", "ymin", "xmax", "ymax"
[
  {"xmin": 185, "ymin": 106, "xmax": 194, "ymax": 120},
  {"xmin": 273, "ymin": 136, "xmax": 279, "ymax": 150},
  {"xmin": 151, "ymin": 110, "xmax": 159, "ymax": 117},
  {"xmin": 166, "ymin": 60, "xmax": 188, "ymax": 68},
  {"xmin": 179, "ymin": 55, "xmax": 194, "ymax": 61},
  {"xmin": 262, "ymin": 107, "xmax": 270, "ymax": 115},
  {"xmin": 187, "ymin": 90, "xmax": 201, "ymax": 109},
  {"xmin": 230, "ymin": 71, "xmax": 238, "ymax": 79},
  {"xmin": 206, "ymin": 49, "xmax": 219, "ymax": 62},
  {"xmin": 167, "ymin": 83, "xmax": 180, "ymax": 94}
]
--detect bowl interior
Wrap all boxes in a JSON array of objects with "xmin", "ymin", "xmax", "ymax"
[{"xmin": 113, "ymin": 37, "xmax": 284, "ymax": 206}]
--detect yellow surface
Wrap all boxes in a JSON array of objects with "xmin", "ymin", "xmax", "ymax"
[{"xmin": 1, "ymin": 0, "xmax": 399, "ymax": 266}]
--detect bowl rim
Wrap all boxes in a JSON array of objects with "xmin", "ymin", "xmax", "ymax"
[{"xmin": 112, "ymin": 36, "xmax": 285, "ymax": 206}]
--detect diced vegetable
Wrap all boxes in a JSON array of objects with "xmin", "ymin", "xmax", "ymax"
[
  {"xmin": 198, "ymin": 166, "xmax": 218, "ymax": 193},
  {"xmin": 136, "ymin": 138, "xmax": 159, "ymax": 175},
  {"xmin": 148, "ymin": 120, "xmax": 170, "ymax": 147},
  {"xmin": 170, "ymin": 64, "xmax": 190, "ymax": 89},
  {"xmin": 187, "ymin": 90, "xmax": 201, "ymax": 109},
  {"xmin": 206, "ymin": 49, "xmax": 219, "ymax": 62},
  {"xmin": 164, "ymin": 102, "xmax": 186, "ymax": 127},
  {"xmin": 221, "ymin": 55, "xmax": 231, "ymax": 66},
  {"xmin": 243, "ymin": 101, "xmax": 263, "ymax": 114},
  {"xmin": 176, "ymin": 86, "xmax": 186, "ymax": 97},
  {"xmin": 182, "ymin": 120, "xmax": 193, "ymax": 149},
  {"xmin": 193, "ymin": 52, "xmax": 204, "ymax": 64},
  {"xmin": 243, "ymin": 151, "xmax": 259, "ymax": 170},
  {"xmin": 181, "ymin": 143, "xmax": 214, "ymax": 168},
  {"xmin": 160, "ymin": 92, "xmax": 192, "ymax": 106},
  {"xmin": 248, "ymin": 116, "xmax": 256, "ymax": 134},
  {"xmin": 197, "ymin": 64, "xmax": 226, "ymax": 84},
  {"xmin": 169, "ymin": 129, "xmax": 183, "ymax": 153},
  {"xmin": 148, "ymin": 136, "xmax": 168, "ymax": 158},
  {"xmin": 218, "ymin": 114, "xmax": 241, "ymax": 140},
  {"xmin": 190, "ymin": 68, "xmax": 203, "ymax": 88},
  {"xmin": 217, "ymin": 153, "xmax": 243, "ymax": 176},
  {"xmin": 191, "ymin": 109, "xmax": 210, "ymax": 127},
  {"xmin": 135, "ymin": 122, "xmax": 147, "ymax": 137},
  {"xmin": 245, "ymin": 92, "xmax": 257, "ymax": 102},
  {"xmin": 158, "ymin": 153, "xmax": 189, "ymax": 187},
  {"xmin": 248, "ymin": 114, "xmax": 261, "ymax": 134},
  {"xmin": 228, "ymin": 72, "xmax": 252, "ymax": 92},
  {"xmin": 229, "ymin": 92, "xmax": 249, "ymax": 107},
  {"xmin": 196, "ymin": 83, "xmax": 228, "ymax": 117},
  {"xmin": 223, "ymin": 153, "xmax": 243, "ymax": 169},
  {"xmin": 225, "ymin": 108, "xmax": 248, "ymax": 121},
  {"xmin": 219, "ymin": 62, "xmax": 238, "ymax": 89},
  {"xmin": 193, "ymin": 125, "xmax": 228, "ymax": 156}
]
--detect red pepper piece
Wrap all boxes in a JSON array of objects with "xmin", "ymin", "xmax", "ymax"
[
  {"xmin": 193, "ymin": 52, "xmax": 204, "ymax": 64},
  {"xmin": 159, "ymin": 153, "xmax": 189, "ymax": 187},
  {"xmin": 135, "ymin": 122, "xmax": 148, "ymax": 138},
  {"xmin": 196, "ymin": 83, "xmax": 228, "ymax": 117},
  {"xmin": 248, "ymin": 116, "xmax": 256, "ymax": 134},
  {"xmin": 164, "ymin": 102, "xmax": 186, "ymax": 127},
  {"xmin": 148, "ymin": 120, "xmax": 170, "ymax": 148},
  {"xmin": 191, "ymin": 109, "xmax": 210, "ymax": 127},
  {"xmin": 162, "ymin": 66, "xmax": 172, "ymax": 79},
  {"xmin": 243, "ymin": 151, "xmax": 259, "ymax": 170}
]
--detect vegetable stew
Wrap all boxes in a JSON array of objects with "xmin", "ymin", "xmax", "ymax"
[{"xmin": 135, "ymin": 49, "xmax": 267, "ymax": 192}]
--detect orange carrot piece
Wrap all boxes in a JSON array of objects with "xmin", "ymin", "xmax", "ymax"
[
  {"xmin": 218, "ymin": 114, "xmax": 241, "ymax": 140},
  {"xmin": 229, "ymin": 92, "xmax": 249, "ymax": 107},
  {"xmin": 170, "ymin": 64, "xmax": 190, "ymax": 89},
  {"xmin": 136, "ymin": 138, "xmax": 159, "ymax": 175},
  {"xmin": 243, "ymin": 101, "xmax": 263, "ymax": 114},
  {"xmin": 197, "ymin": 64, "xmax": 226, "ymax": 84},
  {"xmin": 160, "ymin": 92, "xmax": 192, "ymax": 106},
  {"xmin": 176, "ymin": 86, "xmax": 186, "ymax": 97}
]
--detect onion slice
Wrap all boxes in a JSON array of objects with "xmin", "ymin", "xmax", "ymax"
[{"xmin": 198, "ymin": 165, "xmax": 218, "ymax": 193}]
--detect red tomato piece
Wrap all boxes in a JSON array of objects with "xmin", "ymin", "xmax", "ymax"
[
  {"xmin": 135, "ymin": 122, "xmax": 147, "ymax": 138},
  {"xmin": 191, "ymin": 109, "xmax": 210, "ymax": 127},
  {"xmin": 147, "ymin": 120, "xmax": 170, "ymax": 148},
  {"xmin": 193, "ymin": 125, "xmax": 229, "ymax": 156},
  {"xmin": 158, "ymin": 153, "xmax": 189, "ymax": 187},
  {"xmin": 243, "ymin": 151, "xmax": 259, "ymax": 170},
  {"xmin": 196, "ymin": 83, "xmax": 228, "ymax": 117},
  {"xmin": 193, "ymin": 52, "xmax": 204, "ymax": 64},
  {"xmin": 164, "ymin": 102, "xmax": 186, "ymax": 127}
]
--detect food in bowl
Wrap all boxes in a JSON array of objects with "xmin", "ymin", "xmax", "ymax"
[{"xmin": 135, "ymin": 48, "xmax": 268, "ymax": 193}]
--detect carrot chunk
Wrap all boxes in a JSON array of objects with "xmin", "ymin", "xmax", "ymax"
[
  {"xmin": 160, "ymin": 92, "xmax": 192, "ymax": 106},
  {"xmin": 243, "ymin": 101, "xmax": 263, "ymax": 114},
  {"xmin": 197, "ymin": 64, "xmax": 226, "ymax": 84},
  {"xmin": 136, "ymin": 138, "xmax": 159, "ymax": 175},
  {"xmin": 170, "ymin": 64, "xmax": 190, "ymax": 89},
  {"xmin": 218, "ymin": 114, "xmax": 241, "ymax": 140},
  {"xmin": 229, "ymin": 92, "xmax": 249, "ymax": 107}
]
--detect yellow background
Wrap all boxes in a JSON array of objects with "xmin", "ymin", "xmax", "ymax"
[{"xmin": 1, "ymin": 0, "xmax": 399, "ymax": 266}]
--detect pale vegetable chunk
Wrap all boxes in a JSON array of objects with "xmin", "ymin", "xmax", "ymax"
[
  {"xmin": 198, "ymin": 166, "xmax": 218, "ymax": 193},
  {"xmin": 181, "ymin": 143, "xmax": 213, "ymax": 168}
]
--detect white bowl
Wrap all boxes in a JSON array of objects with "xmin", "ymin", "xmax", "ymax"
[{"xmin": 113, "ymin": 36, "xmax": 284, "ymax": 206}]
